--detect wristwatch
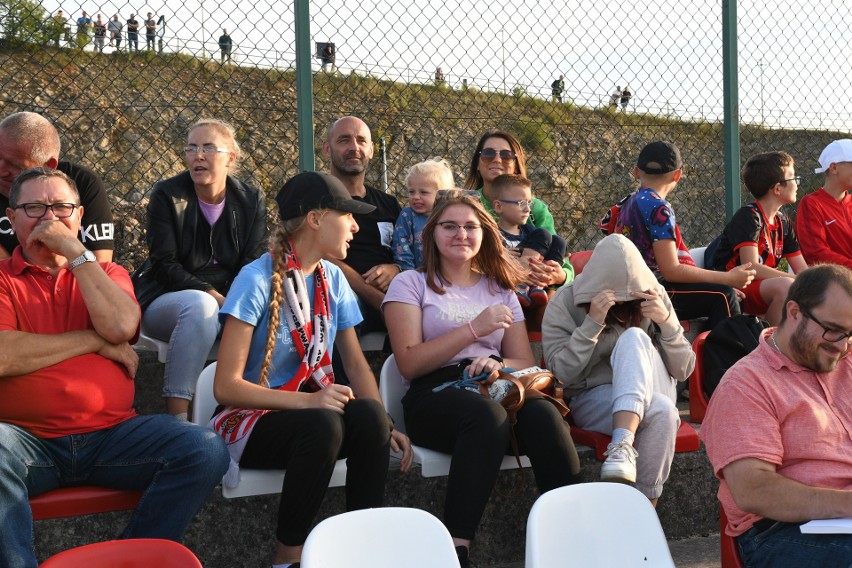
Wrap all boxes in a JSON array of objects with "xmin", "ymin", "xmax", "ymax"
[{"xmin": 69, "ymin": 250, "xmax": 96, "ymax": 270}]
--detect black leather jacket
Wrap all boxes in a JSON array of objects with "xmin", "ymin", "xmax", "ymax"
[{"xmin": 145, "ymin": 171, "xmax": 268, "ymax": 296}]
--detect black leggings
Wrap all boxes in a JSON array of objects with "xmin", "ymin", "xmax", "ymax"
[
  {"xmin": 239, "ymin": 398, "xmax": 390, "ymax": 546},
  {"xmin": 403, "ymin": 384, "xmax": 581, "ymax": 540}
]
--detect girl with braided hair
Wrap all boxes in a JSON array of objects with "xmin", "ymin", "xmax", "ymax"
[{"xmin": 211, "ymin": 172, "xmax": 412, "ymax": 568}]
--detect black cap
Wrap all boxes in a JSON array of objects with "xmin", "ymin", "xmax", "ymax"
[
  {"xmin": 275, "ymin": 171, "xmax": 376, "ymax": 221},
  {"xmin": 637, "ymin": 141, "xmax": 682, "ymax": 174}
]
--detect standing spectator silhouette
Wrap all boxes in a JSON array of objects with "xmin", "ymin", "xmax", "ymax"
[
  {"xmin": 610, "ymin": 86, "xmax": 621, "ymax": 109},
  {"xmin": 107, "ymin": 14, "xmax": 123, "ymax": 50},
  {"xmin": 126, "ymin": 13, "xmax": 139, "ymax": 52},
  {"xmin": 76, "ymin": 11, "xmax": 92, "ymax": 49},
  {"xmin": 144, "ymin": 12, "xmax": 156, "ymax": 51},
  {"xmin": 321, "ymin": 43, "xmax": 335, "ymax": 72},
  {"xmin": 219, "ymin": 28, "xmax": 232, "ymax": 63},
  {"xmin": 551, "ymin": 75, "xmax": 565, "ymax": 103},
  {"xmin": 621, "ymin": 86, "xmax": 633, "ymax": 110},
  {"xmin": 435, "ymin": 67, "xmax": 445, "ymax": 85},
  {"xmin": 49, "ymin": 10, "xmax": 67, "ymax": 47},
  {"xmin": 92, "ymin": 14, "xmax": 106, "ymax": 52}
]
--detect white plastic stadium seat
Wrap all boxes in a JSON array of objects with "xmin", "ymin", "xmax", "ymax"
[
  {"xmin": 379, "ymin": 354, "xmax": 531, "ymax": 477},
  {"xmin": 192, "ymin": 362, "xmax": 347, "ymax": 498},
  {"xmin": 689, "ymin": 246, "xmax": 708, "ymax": 269},
  {"xmin": 302, "ymin": 507, "xmax": 460, "ymax": 568},
  {"xmin": 526, "ymin": 482, "xmax": 675, "ymax": 568}
]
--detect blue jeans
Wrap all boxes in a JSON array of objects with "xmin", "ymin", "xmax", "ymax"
[
  {"xmin": 143, "ymin": 289, "xmax": 221, "ymax": 400},
  {"xmin": 738, "ymin": 520, "xmax": 852, "ymax": 568},
  {"xmin": 0, "ymin": 415, "xmax": 229, "ymax": 568}
]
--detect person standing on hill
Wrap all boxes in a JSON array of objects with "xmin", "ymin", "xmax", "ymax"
[
  {"xmin": 107, "ymin": 14, "xmax": 123, "ymax": 50},
  {"xmin": 126, "ymin": 13, "xmax": 139, "ymax": 51},
  {"xmin": 551, "ymin": 75, "xmax": 565, "ymax": 103},
  {"xmin": 219, "ymin": 28, "xmax": 232, "ymax": 63},
  {"xmin": 795, "ymin": 139, "xmax": 852, "ymax": 269},
  {"xmin": 92, "ymin": 14, "xmax": 106, "ymax": 52},
  {"xmin": 145, "ymin": 12, "xmax": 157, "ymax": 51},
  {"xmin": 610, "ymin": 86, "xmax": 622, "ymax": 109},
  {"xmin": 621, "ymin": 86, "xmax": 633, "ymax": 110}
]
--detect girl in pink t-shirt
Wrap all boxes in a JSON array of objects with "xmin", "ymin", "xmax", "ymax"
[{"xmin": 383, "ymin": 191, "xmax": 580, "ymax": 567}]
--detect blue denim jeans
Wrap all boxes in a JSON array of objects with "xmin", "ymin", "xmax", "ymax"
[
  {"xmin": 142, "ymin": 289, "xmax": 221, "ymax": 400},
  {"xmin": 738, "ymin": 520, "xmax": 852, "ymax": 568},
  {"xmin": 0, "ymin": 415, "xmax": 229, "ymax": 568}
]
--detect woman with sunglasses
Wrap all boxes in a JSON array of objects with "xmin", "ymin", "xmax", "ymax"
[
  {"xmin": 383, "ymin": 191, "xmax": 581, "ymax": 567},
  {"xmin": 464, "ymin": 130, "xmax": 572, "ymax": 288},
  {"xmin": 133, "ymin": 118, "xmax": 268, "ymax": 419}
]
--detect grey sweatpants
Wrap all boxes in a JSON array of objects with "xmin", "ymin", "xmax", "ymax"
[{"xmin": 569, "ymin": 327, "xmax": 679, "ymax": 499}]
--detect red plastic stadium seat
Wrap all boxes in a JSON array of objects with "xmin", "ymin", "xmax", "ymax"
[
  {"xmin": 688, "ymin": 331, "xmax": 710, "ymax": 423},
  {"xmin": 568, "ymin": 250, "xmax": 593, "ymax": 276},
  {"xmin": 567, "ymin": 416, "xmax": 700, "ymax": 461},
  {"xmin": 39, "ymin": 538, "xmax": 202, "ymax": 568},
  {"xmin": 30, "ymin": 486, "xmax": 142, "ymax": 521},
  {"xmin": 720, "ymin": 507, "xmax": 745, "ymax": 568}
]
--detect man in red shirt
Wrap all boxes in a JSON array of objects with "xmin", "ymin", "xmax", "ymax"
[
  {"xmin": 0, "ymin": 168, "xmax": 228, "ymax": 568},
  {"xmin": 702, "ymin": 264, "xmax": 852, "ymax": 567},
  {"xmin": 796, "ymin": 139, "xmax": 852, "ymax": 268}
]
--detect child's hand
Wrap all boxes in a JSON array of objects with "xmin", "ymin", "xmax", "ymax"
[
  {"xmin": 728, "ymin": 263, "xmax": 756, "ymax": 289},
  {"xmin": 631, "ymin": 289, "xmax": 669, "ymax": 324},
  {"xmin": 469, "ymin": 305, "xmax": 513, "ymax": 338},
  {"xmin": 588, "ymin": 289, "xmax": 617, "ymax": 325},
  {"xmin": 310, "ymin": 384, "xmax": 354, "ymax": 414}
]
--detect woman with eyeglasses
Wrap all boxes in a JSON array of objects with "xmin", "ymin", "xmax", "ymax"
[
  {"xmin": 464, "ymin": 130, "xmax": 573, "ymax": 288},
  {"xmin": 133, "ymin": 118, "xmax": 268, "ymax": 419},
  {"xmin": 383, "ymin": 192, "xmax": 581, "ymax": 567}
]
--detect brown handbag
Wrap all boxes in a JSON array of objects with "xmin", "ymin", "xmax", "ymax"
[{"xmin": 477, "ymin": 367, "xmax": 571, "ymax": 485}]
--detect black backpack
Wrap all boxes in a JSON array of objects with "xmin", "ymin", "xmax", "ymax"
[{"xmin": 702, "ymin": 315, "xmax": 770, "ymax": 399}]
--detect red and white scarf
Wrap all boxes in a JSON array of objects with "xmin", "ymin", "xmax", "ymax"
[{"xmin": 211, "ymin": 245, "xmax": 335, "ymax": 487}]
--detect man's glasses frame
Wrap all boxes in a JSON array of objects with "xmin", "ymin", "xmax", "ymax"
[
  {"xmin": 14, "ymin": 202, "xmax": 78, "ymax": 219},
  {"xmin": 799, "ymin": 305, "xmax": 852, "ymax": 343}
]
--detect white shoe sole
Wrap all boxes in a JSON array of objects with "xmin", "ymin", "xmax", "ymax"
[{"xmin": 600, "ymin": 465, "xmax": 636, "ymax": 484}]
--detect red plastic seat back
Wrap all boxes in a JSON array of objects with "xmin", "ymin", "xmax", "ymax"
[
  {"xmin": 688, "ymin": 331, "xmax": 710, "ymax": 423},
  {"xmin": 567, "ymin": 416, "xmax": 700, "ymax": 460},
  {"xmin": 569, "ymin": 250, "xmax": 593, "ymax": 276},
  {"xmin": 720, "ymin": 507, "xmax": 745, "ymax": 568},
  {"xmin": 30, "ymin": 486, "xmax": 142, "ymax": 521},
  {"xmin": 39, "ymin": 539, "xmax": 202, "ymax": 568}
]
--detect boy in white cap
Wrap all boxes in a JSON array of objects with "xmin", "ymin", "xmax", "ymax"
[{"xmin": 795, "ymin": 139, "xmax": 852, "ymax": 269}]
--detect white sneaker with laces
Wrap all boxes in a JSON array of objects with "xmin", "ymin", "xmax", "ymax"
[{"xmin": 600, "ymin": 439, "xmax": 638, "ymax": 483}]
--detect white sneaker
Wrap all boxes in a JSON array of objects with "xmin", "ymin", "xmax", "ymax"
[{"xmin": 600, "ymin": 439, "xmax": 638, "ymax": 484}]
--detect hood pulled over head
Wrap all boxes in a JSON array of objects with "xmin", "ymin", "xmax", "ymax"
[{"xmin": 572, "ymin": 234, "xmax": 658, "ymax": 306}]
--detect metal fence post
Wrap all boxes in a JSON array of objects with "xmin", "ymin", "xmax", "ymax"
[
  {"xmin": 722, "ymin": 0, "xmax": 740, "ymax": 221},
  {"xmin": 294, "ymin": 0, "xmax": 315, "ymax": 172}
]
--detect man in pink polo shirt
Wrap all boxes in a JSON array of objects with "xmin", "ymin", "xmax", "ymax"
[
  {"xmin": 796, "ymin": 139, "xmax": 852, "ymax": 269},
  {"xmin": 702, "ymin": 264, "xmax": 852, "ymax": 567}
]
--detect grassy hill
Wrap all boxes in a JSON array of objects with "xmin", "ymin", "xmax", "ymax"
[{"xmin": 0, "ymin": 45, "xmax": 846, "ymax": 267}]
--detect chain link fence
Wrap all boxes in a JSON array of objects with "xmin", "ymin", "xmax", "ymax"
[{"xmin": 0, "ymin": 0, "xmax": 849, "ymax": 267}]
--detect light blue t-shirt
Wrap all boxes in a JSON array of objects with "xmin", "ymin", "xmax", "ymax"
[{"xmin": 221, "ymin": 253, "xmax": 363, "ymax": 389}]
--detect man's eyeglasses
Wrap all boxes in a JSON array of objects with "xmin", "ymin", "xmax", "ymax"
[
  {"xmin": 780, "ymin": 176, "xmax": 801, "ymax": 185},
  {"xmin": 436, "ymin": 222, "xmax": 481, "ymax": 237},
  {"xmin": 478, "ymin": 148, "xmax": 516, "ymax": 162},
  {"xmin": 185, "ymin": 144, "xmax": 232, "ymax": 155},
  {"xmin": 800, "ymin": 305, "xmax": 852, "ymax": 342},
  {"xmin": 14, "ymin": 202, "xmax": 78, "ymax": 218},
  {"xmin": 497, "ymin": 199, "xmax": 532, "ymax": 210}
]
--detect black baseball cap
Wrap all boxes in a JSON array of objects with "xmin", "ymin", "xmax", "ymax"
[
  {"xmin": 637, "ymin": 141, "xmax": 682, "ymax": 174},
  {"xmin": 275, "ymin": 171, "xmax": 376, "ymax": 221}
]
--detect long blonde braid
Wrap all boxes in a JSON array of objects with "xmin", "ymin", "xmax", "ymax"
[{"xmin": 257, "ymin": 219, "xmax": 304, "ymax": 388}]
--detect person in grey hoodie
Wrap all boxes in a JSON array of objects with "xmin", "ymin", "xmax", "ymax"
[{"xmin": 542, "ymin": 233, "xmax": 694, "ymax": 504}]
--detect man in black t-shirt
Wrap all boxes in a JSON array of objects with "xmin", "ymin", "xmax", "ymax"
[
  {"xmin": 144, "ymin": 13, "xmax": 156, "ymax": 50},
  {"xmin": 323, "ymin": 116, "xmax": 401, "ymax": 333},
  {"xmin": 0, "ymin": 112, "xmax": 114, "ymax": 261},
  {"xmin": 126, "ymin": 14, "xmax": 139, "ymax": 51}
]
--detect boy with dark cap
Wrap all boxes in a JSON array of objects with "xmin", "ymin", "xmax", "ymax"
[{"xmin": 607, "ymin": 141, "xmax": 755, "ymax": 330}]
